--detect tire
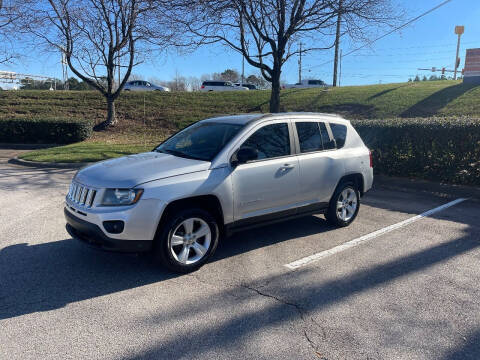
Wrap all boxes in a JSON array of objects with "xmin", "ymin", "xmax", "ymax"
[
  {"xmin": 154, "ymin": 208, "xmax": 219, "ymax": 273},
  {"xmin": 326, "ymin": 182, "xmax": 360, "ymax": 227}
]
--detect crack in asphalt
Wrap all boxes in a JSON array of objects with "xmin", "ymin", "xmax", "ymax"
[
  {"xmin": 239, "ymin": 283, "xmax": 327, "ymax": 356},
  {"xmin": 186, "ymin": 272, "xmax": 327, "ymax": 356}
]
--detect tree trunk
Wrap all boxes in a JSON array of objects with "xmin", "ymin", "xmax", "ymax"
[
  {"xmin": 269, "ymin": 69, "xmax": 281, "ymax": 113},
  {"xmin": 104, "ymin": 96, "xmax": 117, "ymax": 127}
]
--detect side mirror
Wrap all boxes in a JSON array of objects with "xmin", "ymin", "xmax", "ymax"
[{"xmin": 231, "ymin": 147, "xmax": 258, "ymax": 167}]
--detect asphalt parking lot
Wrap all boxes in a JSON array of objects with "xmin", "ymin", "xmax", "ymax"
[{"xmin": 1, "ymin": 158, "xmax": 479, "ymax": 360}]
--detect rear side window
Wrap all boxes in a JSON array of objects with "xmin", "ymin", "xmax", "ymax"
[
  {"xmin": 319, "ymin": 122, "xmax": 335, "ymax": 150},
  {"xmin": 240, "ymin": 123, "xmax": 290, "ymax": 160},
  {"xmin": 330, "ymin": 123, "xmax": 347, "ymax": 148},
  {"xmin": 295, "ymin": 122, "xmax": 322, "ymax": 153}
]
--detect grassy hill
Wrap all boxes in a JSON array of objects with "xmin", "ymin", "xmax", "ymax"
[{"xmin": 2, "ymin": 79, "xmax": 478, "ymax": 162}]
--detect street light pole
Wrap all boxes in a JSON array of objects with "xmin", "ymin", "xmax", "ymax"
[{"xmin": 454, "ymin": 25, "xmax": 464, "ymax": 80}]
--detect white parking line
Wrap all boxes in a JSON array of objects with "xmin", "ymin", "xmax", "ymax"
[{"xmin": 284, "ymin": 198, "xmax": 468, "ymax": 270}]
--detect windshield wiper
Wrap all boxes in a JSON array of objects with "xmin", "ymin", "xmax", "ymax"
[{"xmin": 155, "ymin": 148, "xmax": 207, "ymax": 161}]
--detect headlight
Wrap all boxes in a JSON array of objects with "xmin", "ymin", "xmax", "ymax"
[{"xmin": 101, "ymin": 188, "xmax": 144, "ymax": 206}]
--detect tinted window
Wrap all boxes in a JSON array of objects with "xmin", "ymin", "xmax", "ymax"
[
  {"xmin": 240, "ymin": 123, "xmax": 290, "ymax": 160},
  {"xmin": 156, "ymin": 122, "xmax": 243, "ymax": 161},
  {"xmin": 296, "ymin": 122, "xmax": 322, "ymax": 153},
  {"xmin": 330, "ymin": 123, "xmax": 347, "ymax": 148},
  {"xmin": 319, "ymin": 122, "xmax": 335, "ymax": 150}
]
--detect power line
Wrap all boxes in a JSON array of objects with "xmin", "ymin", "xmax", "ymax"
[
  {"xmin": 340, "ymin": 40, "xmax": 478, "ymax": 53},
  {"xmin": 309, "ymin": 0, "xmax": 456, "ymax": 70}
]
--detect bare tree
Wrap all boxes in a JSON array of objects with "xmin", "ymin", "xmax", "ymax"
[
  {"xmin": 23, "ymin": 0, "xmax": 170, "ymax": 128},
  {"xmin": 219, "ymin": 69, "xmax": 240, "ymax": 82},
  {"xmin": 187, "ymin": 76, "xmax": 202, "ymax": 91},
  {"xmin": 169, "ymin": 0, "xmax": 342, "ymax": 112},
  {"xmin": 0, "ymin": 0, "xmax": 21, "ymax": 64},
  {"xmin": 166, "ymin": 70, "xmax": 187, "ymax": 91},
  {"xmin": 246, "ymin": 73, "xmax": 270, "ymax": 89},
  {"xmin": 169, "ymin": 0, "xmax": 401, "ymax": 112}
]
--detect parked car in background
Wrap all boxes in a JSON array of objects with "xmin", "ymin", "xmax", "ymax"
[
  {"xmin": 284, "ymin": 79, "xmax": 327, "ymax": 89},
  {"xmin": 200, "ymin": 81, "xmax": 249, "ymax": 91},
  {"xmin": 65, "ymin": 112, "xmax": 373, "ymax": 273},
  {"xmin": 234, "ymin": 83, "xmax": 257, "ymax": 90},
  {"xmin": 124, "ymin": 80, "xmax": 170, "ymax": 92}
]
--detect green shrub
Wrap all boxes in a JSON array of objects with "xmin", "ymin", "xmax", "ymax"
[
  {"xmin": 0, "ymin": 118, "xmax": 93, "ymax": 144},
  {"xmin": 352, "ymin": 117, "xmax": 480, "ymax": 186}
]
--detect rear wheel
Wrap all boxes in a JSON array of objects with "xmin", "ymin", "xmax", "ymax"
[
  {"xmin": 155, "ymin": 208, "xmax": 219, "ymax": 273},
  {"xmin": 326, "ymin": 182, "xmax": 360, "ymax": 227}
]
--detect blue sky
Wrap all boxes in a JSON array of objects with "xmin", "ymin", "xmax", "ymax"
[{"xmin": 2, "ymin": 0, "xmax": 480, "ymax": 87}]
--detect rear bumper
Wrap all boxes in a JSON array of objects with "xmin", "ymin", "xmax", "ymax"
[{"xmin": 65, "ymin": 208, "xmax": 152, "ymax": 252}]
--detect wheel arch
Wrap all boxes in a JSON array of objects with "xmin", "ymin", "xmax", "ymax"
[
  {"xmin": 154, "ymin": 195, "xmax": 225, "ymax": 240},
  {"xmin": 335, "ymin": 173, "xmax": 365, "ymax": 196}
]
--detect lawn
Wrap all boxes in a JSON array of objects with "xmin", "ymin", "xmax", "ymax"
[
  {"xmin": 2, "ymin": 79, "xmax": 478, "ymax": 162},
  {"xmin": 19, "ymin": 143, "xmax": 155, "ymax": 163}
]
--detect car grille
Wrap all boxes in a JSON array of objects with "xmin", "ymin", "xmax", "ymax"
[{"xmin": 67, "ymin": 181, "xmax": 97, "ymax": 207}]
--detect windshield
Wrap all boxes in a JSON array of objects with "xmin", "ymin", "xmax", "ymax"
[{"xmin": 155, "ymin": 122, "xmax": 244, "ymax": 161}]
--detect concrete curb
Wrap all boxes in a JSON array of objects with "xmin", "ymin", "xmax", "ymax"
[{"xmin": 8, "ymin": 156, "xmax": 93, "ymax": 169}]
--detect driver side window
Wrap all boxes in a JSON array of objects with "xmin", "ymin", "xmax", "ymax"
[{"xmin": 239, "ymin": 123, "xmax": 290, "ymax": 160}]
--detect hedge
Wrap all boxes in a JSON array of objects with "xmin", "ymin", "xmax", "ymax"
[
  {"xmin": 352, "ymin": 117, "xmax": 480, "ymax": 186},
  {"xmin": 0, "ymin": 118, "xmax": 93, "ymax": 144}
]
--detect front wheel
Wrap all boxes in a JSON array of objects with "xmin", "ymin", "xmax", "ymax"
[
  {"xmin": 155, "ymin": 208, "xmax": 219, "ymax": 273},
  {"xmin": 326, "ymin": 183, "xmax": 360, "ymax": 227}
]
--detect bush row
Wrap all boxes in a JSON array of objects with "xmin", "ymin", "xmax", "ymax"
[
  {"xmin": 0, "ymin": 118, "xmax": 93, "ymax": 144},
  {"xmin": 352, "ymin": 117, "xmax": 480, "ymax": 186}
]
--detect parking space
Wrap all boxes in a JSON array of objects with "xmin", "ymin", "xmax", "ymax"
[{"xmin": 1, "ymin": 162, "xmax": 479, "ymax": 360}]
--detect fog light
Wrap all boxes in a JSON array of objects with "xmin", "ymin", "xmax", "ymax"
[{"xmin": 103, "ymin": 221, "xmax": 125, "ymax": 234}]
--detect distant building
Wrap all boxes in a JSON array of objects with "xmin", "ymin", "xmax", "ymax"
[{"xmin": 463, "ymin": 48, "xmax": 480, "ymax": 84}]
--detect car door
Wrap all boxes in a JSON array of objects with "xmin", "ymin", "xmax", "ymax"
[
  {"xmin": 231, "ymin": 121, "xmax": 300, "ymax": 222},
  {"xmin": 294, "ymin": 120, "xmax": 344, "ymax": 206}
]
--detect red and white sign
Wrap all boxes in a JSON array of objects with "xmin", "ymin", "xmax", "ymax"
[{"xmin": 464, "ymin": 48, "xmax": 480, "ymax": 78}]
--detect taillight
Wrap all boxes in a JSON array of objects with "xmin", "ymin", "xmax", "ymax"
[
  {"xmin": 369, "ymin": 150, "xmax": 373, "ymax": 168},
  {"xmin": 201, "ymin": 85, "xmax": 205, "ymax": 89}
]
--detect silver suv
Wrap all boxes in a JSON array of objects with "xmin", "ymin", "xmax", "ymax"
[{"xmin": 65, "ymin": 113, "xmax": 373, "ymax": 272}]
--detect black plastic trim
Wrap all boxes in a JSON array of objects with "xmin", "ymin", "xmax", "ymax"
[
  {"xmin": 64, "ymin": 208, "xmax": 152, "ymax": 252},
  {"xmin": 225, "ymin": 202, "xmax": 328, "ymax": 235}
]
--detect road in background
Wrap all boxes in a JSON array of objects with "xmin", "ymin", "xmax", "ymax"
[{"xmin": 1, "ymin": 160, "xmax": 479, "ymax": 360}]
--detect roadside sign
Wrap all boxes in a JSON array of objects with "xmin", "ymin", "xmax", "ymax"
[{"xmin": 455, "ymin": 26, "xmax": 464, "ymax": 35}]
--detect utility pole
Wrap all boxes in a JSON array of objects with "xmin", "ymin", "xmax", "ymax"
[
  {"xmin": 241, "ymin": 53, "xmax": 245, "ymax": 85},
  {"xmin": 298, "ymin": 42, "xmax": 302, "ymax": 83},
  {"xmin": 332, "ymin": 0, "xmax": 343, "ymax": 87},
  {"xmin": 339, "ymin": 49, "xmax": 342, "ymax": 87},
  {"xmin": 454, "ymin": 25, "xmax": 464, "ymax": 80}
]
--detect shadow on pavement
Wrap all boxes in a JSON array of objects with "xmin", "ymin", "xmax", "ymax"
[
  {"xmin": 0, "ymin": 240, "xmax": 176, "ymax": 320},
  {"xmin": 0, "ymin": 215, "xmax": 332, "ymax": 320},
  {"xmin": 442, "ymin": 328, "xmax": 480, "ymax": 360},
  {"xmin": 125, "ymin": 223, "xmax": 480, "ymax": 359}
]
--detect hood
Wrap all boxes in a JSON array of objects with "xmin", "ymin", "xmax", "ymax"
[{"xmin": 75, "ymin": 152, "xmax": 210, "ymax": 188}]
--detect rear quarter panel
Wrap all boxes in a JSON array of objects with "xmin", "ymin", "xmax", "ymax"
[{"xmin": 343, "ymin": 124, "xmax": 373, "ymax": 193}]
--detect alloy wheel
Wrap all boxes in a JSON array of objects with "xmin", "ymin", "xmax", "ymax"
[
  {"xmin": 169, "ymin": 217, "xmax": 212, "ymax": 265},
  {"xmin": 336, "ymin": 187, "xmax": 358, "ymax": 222}
]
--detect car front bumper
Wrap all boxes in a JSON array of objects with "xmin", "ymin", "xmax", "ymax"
[{"xmin": 65, "ymin": 208, "xmax": 152, "ymax": 252}]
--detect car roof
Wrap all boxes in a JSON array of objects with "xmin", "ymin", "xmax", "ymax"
[
  {"xmin": 202, "ymin": 114, "xmax": 267, "ymax": 125},
  {"xmin": 202, "ymin": 112, "xmax": 347, "ymax": 125}
]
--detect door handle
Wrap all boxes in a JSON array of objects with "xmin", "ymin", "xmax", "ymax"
[{"xmin": 281, "ymin": 163, "xmax": 295, "ymax": 170}]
